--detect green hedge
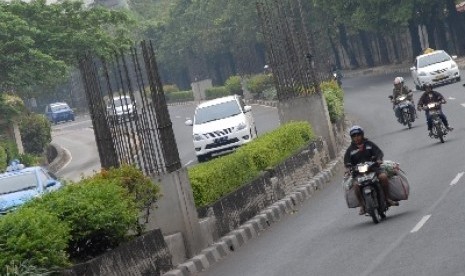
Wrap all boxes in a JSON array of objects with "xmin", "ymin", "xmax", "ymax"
[
  {"xmin": 0, "ymin": 208, "xmax": 70, "ymax": 273},
  {"xmin": 188, "ymin": 121, "xmax": 315, "ymax": 207},
  {"xmin": 205, "ymin": 86, "xmax": 229, "ymax": 99},
  {"xmin": 321, "ymin": 80, "xmax": 344, "ymax": 123},
  {"xmin": 165, "ymin": 90, "xmax": 194, "ymax": 102},
  {"xmin": 27, "ymin": 180, "xmax": 139, "ymax": 260},
  {"xmin": 0, "ymin": 165, "xmax": 160, "ymax": 270},
  {"xmin": 89, "ymin": 165, "xmax": 161, "ymax": 232}
]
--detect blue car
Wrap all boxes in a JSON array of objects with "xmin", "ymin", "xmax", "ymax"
[
  {"xmin": 45, "ymin": 102, "xmax": 75, "ymax": 124},
  {"xmin": 0, "ymin": 162, "xmax": 63, "ymax": 215}
]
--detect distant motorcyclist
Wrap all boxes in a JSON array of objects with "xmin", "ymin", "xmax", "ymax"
[
  {"xmin": 344, "ymin": 125, "xmax": 399, "ymax": 215},
  {"xmin": 417, "ymin": 84, "xmax": 453, "ymax": 136},
  {"xmin": 391, "ymin": 77, "xmax": 416, "ymax": 121}
]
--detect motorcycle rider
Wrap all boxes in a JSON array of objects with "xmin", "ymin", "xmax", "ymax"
[
  {"xmin": 417, "ymin": 84, "xmax": 453, "ymax": 136},
  {"xmin": 391, "ymin": 77, "xmax": 416, "ymax": 122},
  {"xmin": 344, "ymin": 125, "xmax": 399, "ymax": 215}
]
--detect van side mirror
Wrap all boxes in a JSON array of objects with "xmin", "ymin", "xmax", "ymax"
[
  {"xmin": 410, "ymin": 66, "xmax": 416, "ymax": 71},
  {"xmin": 244, "ymin": 105, "xmax": 252, "ymax": 113},
  {"xmin": 185, "ymin": 119, "xmax": 193, "ymax": 126}
]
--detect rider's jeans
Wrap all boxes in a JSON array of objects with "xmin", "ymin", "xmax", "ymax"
[{"xmin": 425, "ymin": 109, "xmax": 449, "ymax": 130}]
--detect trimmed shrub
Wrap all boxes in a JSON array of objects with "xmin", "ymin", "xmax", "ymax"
[
  {"xmin": 26, "ymin": 180, "xmax": 139, "ymax": 260},
  {"xmin": 189, "ymin": 151, "xmax": 260, "ymax": 207},
  {"xmin": 165, "ymin": 90, "xmax": 194, "ymax": 102},
  {"xmin": 321, "ymin": 80, "xmax": 344, "ymax": 122},
  {"xmin": 163, "ymin": 84, "xmax": 180, "ymax": 94},
  {"xmin": 188, "ymin": 121, "xmax": 315, "ymax": 207},
  {"xmin": 205, "ymin": 86, "xmax": 229, "ymax": 99},
  {"xmin": 19, "ymin": 114, "xmax": 51, "ymax": 155},
  {"xmin": 224, "ymin": 76, "xmax": 243, "ymax": 95},
  {"xmin": 89, "ymin": 165, "xmax": 161, "ymax": 231},
  {"xmin": 18, "ymin": 152, "xmax": 42, "ymax": 167},
  {"xmin": 0, "ymin": 208, "xmax": 70, "ymax": 273},
  {"xmin": 246, "ymin": 74, "xmax": 274, "ymax": 96}
]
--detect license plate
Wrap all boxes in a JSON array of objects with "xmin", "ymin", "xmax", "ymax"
[
  {"xmin": 214, "ymin": 136, "xmax": 228, "ymax": 144},
  {"xmin": 434, "ymin": 74, "xmax": 445, "ymax": 80}
]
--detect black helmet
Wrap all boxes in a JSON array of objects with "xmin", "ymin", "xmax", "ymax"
[
  {"xmin": 423, "ymin": 83, "xmax": 433, "ymax": 90},
  {"xmin": 349, "ymin": 125, "xmax": 364, "ymax": 137}
]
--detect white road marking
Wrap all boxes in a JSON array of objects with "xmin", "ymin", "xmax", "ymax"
[
  {"xmin": 56, "ymin": 147, "xmax": 73, "ymax": 173},
  {"xmin": 448, "ymin": 97, "xmax": 456, "ymax": 100},
  {"xmin": 410, "ymin": 215, "xmax": 431, "ymax": 233},
  {"xmin": 184, "ymin": 159, "xmax": 195, "ymax": 166},
  {"xmin": 450, "ymin": 172, "xmax": 464, "ymax": 186},
  {"xmin": 461, "ymin": 103, "xmax": 465, "ymax": 108}
]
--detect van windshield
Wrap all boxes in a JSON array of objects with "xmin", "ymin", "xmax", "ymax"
[{"xmin": 195, "ymin": 100, "xmax": 241, "ymax": 124}]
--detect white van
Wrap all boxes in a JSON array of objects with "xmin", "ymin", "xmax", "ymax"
[{"xmin": 185, "ymin": 95, "xmax": 257, "ymax": 162}]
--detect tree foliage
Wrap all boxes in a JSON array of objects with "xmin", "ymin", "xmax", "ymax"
[{"xmin": 0, "ymin": 0, "xmax": 136, "ymax": 92}]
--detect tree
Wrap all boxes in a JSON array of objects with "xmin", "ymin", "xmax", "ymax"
[{"xmin": 0, "ymin": 0, "xmax": 136, "ymax": 93}]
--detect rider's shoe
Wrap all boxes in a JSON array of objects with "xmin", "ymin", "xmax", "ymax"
[
  {"xmin": 428, "ymin": 129, "xmax": 433, "ymax": 137},
  {"xmin": 446, "ymin": 126, "xmax": 454, "ymax": 131},
  {"xmin": 387, "ymin": 199, "xmax": 399, "ymax": 207},
  {"xmin": 359, "ymin": 206, "xmax": 366, "ymax": 215}
]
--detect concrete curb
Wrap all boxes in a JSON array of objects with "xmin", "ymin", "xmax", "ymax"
[
  {"xmin": 162, "ymin": 133, "xmax": 351, "ymax": 276},
  {"xmin": 47, "ymin": 142, "xmax": 71, "ymax": 174}
]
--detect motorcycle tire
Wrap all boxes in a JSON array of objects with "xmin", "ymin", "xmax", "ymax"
[
  {"xmin": 364, "ymin": 195, "xmax": 380, "ymax": 224},
  {"xmin": 436, "ymin": 125, "xmax": 445, "ymax": 143}
]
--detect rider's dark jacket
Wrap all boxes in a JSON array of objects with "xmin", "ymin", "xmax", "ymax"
[
  {"xmin": 392, "ymin": 84, "xmax": 411, "ymax": 99},
  {"xmin": 344, "ymin": 138, "xmax": 384, "ymax": 167},
  {"xmin": 417, "ymin": 90, "xmax": 445, "ymax": 108}
]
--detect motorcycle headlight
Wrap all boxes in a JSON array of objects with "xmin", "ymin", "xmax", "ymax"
[
  {"xmin": 398, "ymin": 96, "xmax": 406, "ymax": 101},
  {"xmin": 236, "ymin": 122, "xmax": 247, "ymax": 131},
  {"xmin": 193, "ymin": 134, "xmax": 203, "ymax": 141},
  {"xmin": 357, "ymin": 164, "xmax": 369, "ymax": 173},
  {"xmin": 427, "ymin": 103, "xmax": 436, "ymax": 109}
]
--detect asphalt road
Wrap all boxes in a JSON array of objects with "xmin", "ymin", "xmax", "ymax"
[
  {"xmin": 52, "ymin": 103, "xmax": 280, "ymax": 181},
  {"xmin": 198, "ymin": 75, "xmax": 465, "ymax": 276}
]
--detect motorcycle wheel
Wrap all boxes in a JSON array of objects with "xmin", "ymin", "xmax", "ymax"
[
  {"xmin": 407, "ymin": 119, "xmax": 412, "ymax": 129},
  {"xmin": 436, "ymin": 125, "xmax": 445, "ymax": 143},
  {"xmin": 365, "ymin": 196, "xmax": 380, "ymax": 224}
]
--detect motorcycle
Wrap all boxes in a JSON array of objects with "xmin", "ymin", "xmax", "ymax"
[
  {"xmin": 348, "ymin": 161, "xmax": 388, "ymax": 224},
  {"xmin": 422, "ymin": 101, "xmax": 448, "ymax": 143},
  {"xmin": 389, "ymin": 93, "xmax": 415, "ymax": 129},
  {"xmin": 332, "ymin": 71, "xmax": 342, "ymax": 87}
]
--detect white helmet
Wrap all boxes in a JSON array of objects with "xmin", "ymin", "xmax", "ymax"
[{"xmin": 394, "ymin": 77, "xmax": 404, "ymax": 85}]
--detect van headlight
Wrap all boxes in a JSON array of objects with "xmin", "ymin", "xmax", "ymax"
[
  {"xmin": 236, "ymin": 122, "xmax": 247, "ymax": 131},
  {"xmin": 193, "ymin": 134, "xmax": 203, "ymax": 141},
  {"xmin": 451, "ymin": 63, "xmax": 457, "ymax": 69},
  {"xmin": 418, "ymin": 71, "xmax": 427, "ymax": 76}
]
